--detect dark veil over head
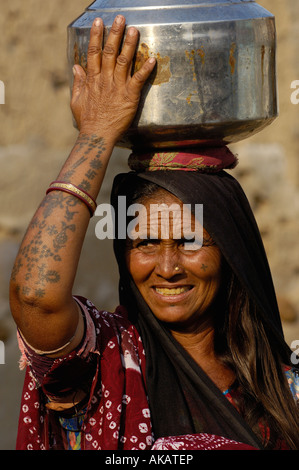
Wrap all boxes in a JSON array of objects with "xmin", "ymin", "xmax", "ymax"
[{"xmin": 110, "ymin": 153, "xmax": 290, "ymax": 449}]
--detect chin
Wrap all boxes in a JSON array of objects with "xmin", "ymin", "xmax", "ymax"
[{"xmin": 151, "ymin": 307, "xmax": 194, "ymax": 325}]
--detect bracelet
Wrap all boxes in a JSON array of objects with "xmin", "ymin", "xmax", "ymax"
[{"xmin": 46, "ymin": 181, "xmax": 97, "ymax": 217}]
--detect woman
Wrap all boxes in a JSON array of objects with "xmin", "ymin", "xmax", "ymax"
[{"xmin": 10, "ymin": 16, "xmax": 299, "ymax": 450}]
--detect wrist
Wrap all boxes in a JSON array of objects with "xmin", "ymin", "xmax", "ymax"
[{"xmin": 78, "ymin": 128, "xmax": 118, "ymax": 148}]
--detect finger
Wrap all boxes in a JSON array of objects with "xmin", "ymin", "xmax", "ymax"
[
  {"xmin": 71, "ymin": 64, "xmax": 86, "ymax": 100},
  {"xmin": 114, "ymin": 27, "xmax": 139, "ymax": 83},
  {"xmin": 127, "ymin": 57, "xmax": 156, "ymax": 100},
  {"xmin": 101, "ymin": 15, "xmax": 126, "ymax": 78},
  {"xmin": 86, "ymin": 17, "xmax": 103, "ymax": 76}
]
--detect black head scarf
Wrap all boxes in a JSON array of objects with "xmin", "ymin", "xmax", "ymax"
[{"xmin": 110, "ymin": 168, "xmax": 288, "ymax": 450}]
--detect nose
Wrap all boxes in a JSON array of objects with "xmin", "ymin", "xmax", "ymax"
[{"xmin": 154, "ymin": 246, "xmax": 182, "ymax": 279}]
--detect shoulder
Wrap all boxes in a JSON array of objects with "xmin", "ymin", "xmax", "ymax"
[
  {"xmin": 73, "ymin": 295, "xmax": 141, "ymax": 351},
  {"xmin": 74, "ymin": 295, "xmax": 130, "ymax": 329},
  {"xmin": 74, "ymin": 296, "xmax": 146, "ymax": 376}
]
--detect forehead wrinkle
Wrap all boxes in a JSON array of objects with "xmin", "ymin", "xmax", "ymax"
[
  {"xmin": 144, "ymin": 203, "xmax": 184, "ymax": 240},
  {"xmin": 127, "ymin": 190, "xmax": 204, "ymax": 241}
]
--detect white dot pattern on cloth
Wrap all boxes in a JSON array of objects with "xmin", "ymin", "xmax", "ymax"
[{"xmin": 16, "ymin": 297, "xmax": 154, "ymax": 450}]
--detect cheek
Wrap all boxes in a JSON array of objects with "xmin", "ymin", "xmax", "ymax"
[
  {"xmin": 125, "ymin": 251, "xmax": 154, "ymax": 283},
  {"xmin": 188, "ymin": 248, "xmax": 222, "ymax": 280}
]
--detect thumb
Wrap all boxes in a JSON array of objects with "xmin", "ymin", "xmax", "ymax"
[{"xmin": 71, "ymin": 64, "xmax": 86, "ymax": 99}]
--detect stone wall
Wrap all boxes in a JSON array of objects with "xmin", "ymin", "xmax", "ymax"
[{"xmin": 0, "ymin": 0, "xmax": 298, "ymax": 449}]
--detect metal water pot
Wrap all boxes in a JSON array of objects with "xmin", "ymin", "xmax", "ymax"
[{"xmin": 67, "ymin": 0, "xmax": 278, "ymax": 150}]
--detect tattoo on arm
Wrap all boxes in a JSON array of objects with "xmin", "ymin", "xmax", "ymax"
[
  {"xmin": 12, "ymin": 134, "xmax": 107, "ymax": 299},
  {"xmin": 11, "ymin": 194, "xmax": 78, "ymax": 297},
  {"xmin": 63, "ymin": 134, "xmax": 105, "ymax": 183}
]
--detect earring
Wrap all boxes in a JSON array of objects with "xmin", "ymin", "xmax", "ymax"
[{"xmin": 175, "ymin": 266, "xmax": 180, "ymax": 272}]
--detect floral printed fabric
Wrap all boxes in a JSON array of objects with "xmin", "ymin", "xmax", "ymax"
[
  {"xmin": 16, "ymin": 296, "xmax": 298, "ymax": 451},
  {"xmin": 285, "ymin": 367, "xmax": 299, "ymax": 403},
  {"xmin": 151, "ymin": 433, "xmax": 257, "ymax": 450},
  {"xmin": 127, "ymin": 147, "xmax": 238, "ymax": 173},
  {"xmin": 16, "ymin": 296, "xmax": 154, "ymax": 450},
  {"xmin": 59, "ymin": 410, "xmax": 86, "ymax": 450}
]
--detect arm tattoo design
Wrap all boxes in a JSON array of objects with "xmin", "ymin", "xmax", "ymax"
[
  {"xmin": 11, "ymin": 194, "xmax": 77, "ymax": 296},
  {"xmin": 12, "ymin": 134, "xmax": 107, "ymax": 299},
  {"xmin": 63, "ymin": 134, "xmax": 106, "ymax": 184}
]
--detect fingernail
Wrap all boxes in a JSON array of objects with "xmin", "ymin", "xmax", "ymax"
[
  {"xmin": 94, "ymin": 17, "xmax": 101, "ymax": 27},
  {"xmin": 127, "ymin": 27, "xmax": 137, "ymax": 36},
  {"xmin": 148, "ymin": 57, "xmax": 156, "ymax": 64},
  {"xmin": 72, "ymin": 65, "xmax": 77, "ymax": 76},
  {"xmin": 115, "ymin": 15, "xmax": 123, "ymax": 24}
]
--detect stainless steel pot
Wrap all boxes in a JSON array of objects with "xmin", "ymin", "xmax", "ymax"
[{"xmin": 67, "ymin": 0, "xmax": 278, "ymax": 150}]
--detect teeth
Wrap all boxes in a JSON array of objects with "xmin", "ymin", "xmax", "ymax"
[{"xmin": 155, "ymin": 287, "xmax": 190, "ymax": 295}]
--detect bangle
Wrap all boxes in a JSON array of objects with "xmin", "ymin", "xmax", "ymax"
[{"xmin": 46, "ymin": 181, "xmax": 97, "ymax": 217}]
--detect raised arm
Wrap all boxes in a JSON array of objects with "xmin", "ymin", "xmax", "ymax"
[{"xmin": 9, "ymin": 16, "xmax": 156, "ymax": 355}]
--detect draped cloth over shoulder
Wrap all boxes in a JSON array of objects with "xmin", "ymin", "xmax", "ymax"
[{"xmin": 110, "ymin": 147, "xmax": 286, "ymax": 450}]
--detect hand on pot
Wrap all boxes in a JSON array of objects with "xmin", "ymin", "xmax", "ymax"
[{"xmin": 71, "ymin": 15, "xmax": 156, "ymax": 143}]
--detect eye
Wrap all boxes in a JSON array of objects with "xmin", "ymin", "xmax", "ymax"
[
  {"xmin": 135, "ymin": 239, "xmax": 159, "ymax": 253},
  {"xmin": 178, "ymin": 238, "xmax": 203, "ymax": 252},
  {"xmin": 202, "ymin": 236, "xmax": 216, "ymax": 247}
]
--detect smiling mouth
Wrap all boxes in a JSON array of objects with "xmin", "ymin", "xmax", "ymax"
[{"xmin": 154, "ymin": 286, "xmax": 192, "ymax": 296}]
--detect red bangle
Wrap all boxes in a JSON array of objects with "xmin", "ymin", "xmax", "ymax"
[{"xmin": 46, "ymin": 181, "xmax": 97, "ymax": 217}]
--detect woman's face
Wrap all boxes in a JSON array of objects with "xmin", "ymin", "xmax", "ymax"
[{"xmin": 125, "ymin": 190, "xmax": 223, "ymax": 332}]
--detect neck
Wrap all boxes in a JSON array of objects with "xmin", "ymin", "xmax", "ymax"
[
  {"xmin": 170, "ymin": 315, "xmax": 235, "ymax": 392},
  {"xmin": 170, "ymin": 316, "xmax": 215, "ymax": 362}
]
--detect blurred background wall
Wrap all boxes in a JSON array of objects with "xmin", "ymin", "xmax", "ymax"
[{"xmin": 0, "ymin": 0, "xmax": 299, "ymax": 449}]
